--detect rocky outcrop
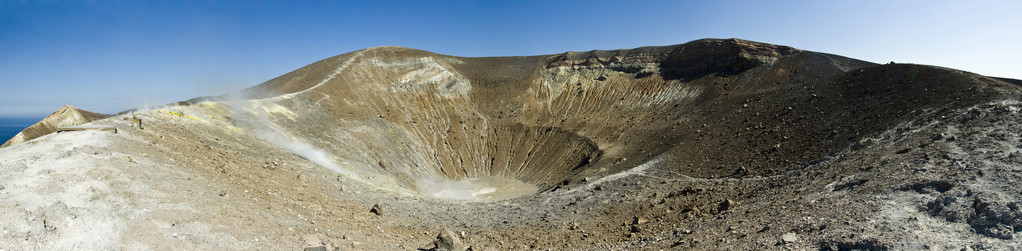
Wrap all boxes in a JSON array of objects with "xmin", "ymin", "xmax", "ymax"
[
  {"xmin": 1, "ymin": 105, "xmax": 110, "ymax": 147},
  {"xmin": 544, "ymin": 38, "xmax": 802, "ymax": 80},
  {"xmin": 431, "ymin": 228, "xmax": 466, "ymax": 251}
]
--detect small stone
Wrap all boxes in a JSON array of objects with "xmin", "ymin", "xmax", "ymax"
[
  {"xmin": 632, "ymin": 217, "xmax": 648, "ymax": 225},
  {"xmin": 370, "ymin": 204, "xmax": 383, "ymax": 216},
  {"xmin": 861, "ymin": 138, "xmax": 875, "ymax": 146},
  {"xmin": 781, "ymin": 232, "xmax": 797, "ymax": 243},
  {"xmin": 433, "ymin": 228, "xmax": 466, "ymax": 251},
  {"xmin": 719, "ymin": 199, "xmax": 736, "ymax": 211}
]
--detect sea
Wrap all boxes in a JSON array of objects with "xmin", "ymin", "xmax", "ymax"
[{"xmin": 0, "ymin": 116, "xmax": 43, "ymax": 144}]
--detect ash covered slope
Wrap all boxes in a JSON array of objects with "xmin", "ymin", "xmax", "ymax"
[{"xmin": 1, "ymin": 105, "xmax": 110, "ymax": 148}]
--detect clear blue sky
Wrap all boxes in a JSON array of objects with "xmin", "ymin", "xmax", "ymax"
[{"xmin": 1, "ymin": 0, "xmax": 1019, "ymax": 116}]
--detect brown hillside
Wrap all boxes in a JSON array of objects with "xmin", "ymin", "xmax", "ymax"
[{"xmin": 1, "ymin": 105, "xmax": 110, "ymax": 147}]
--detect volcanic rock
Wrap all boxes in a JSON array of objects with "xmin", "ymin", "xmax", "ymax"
[
  {"xmin": 370, "ymin": 203, "xmax": 383, "ymax": 216},
  {"xmin": 433, "ymin": 228, "xmax": 466, "ymax": 251},
  {"xmin": 781, "ymin": 232, "xmax": 797, "ymax": 243}
]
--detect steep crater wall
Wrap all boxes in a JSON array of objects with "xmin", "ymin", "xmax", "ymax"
[{"xmin": 243, "ymin": 44, "xmax": 715, "ymax": 200}]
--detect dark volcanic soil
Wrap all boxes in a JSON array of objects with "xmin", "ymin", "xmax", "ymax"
[{"xmin": 1, "ymin": 38, "xmax": 1021, "ymax": 250}]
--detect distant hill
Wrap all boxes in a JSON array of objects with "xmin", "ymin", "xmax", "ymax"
[{"xmin": 1, "ymin": 105, "xmax": 110, "ymax": 147}]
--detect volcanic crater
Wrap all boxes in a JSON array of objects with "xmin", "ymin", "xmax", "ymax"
[
  {"xmin": 218, "ymin": 39, "xmax": 814, "ymax": 200},
  {"xmin": 4, "ymin": 38, "xmax": 1022, "ymax": 250}
]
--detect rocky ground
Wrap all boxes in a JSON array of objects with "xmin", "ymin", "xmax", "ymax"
[{"xmin": 1, "ymin": 39, "xmax": 1021, "ymax": 250}]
